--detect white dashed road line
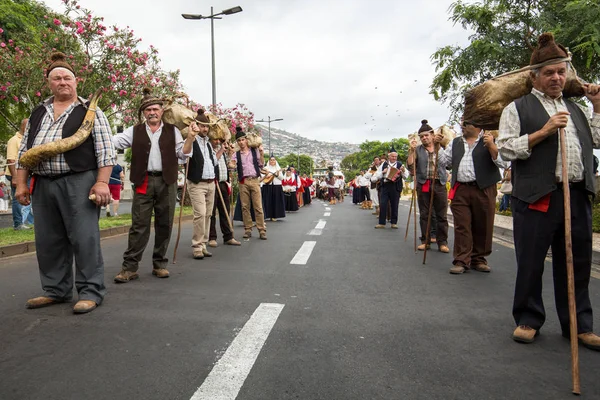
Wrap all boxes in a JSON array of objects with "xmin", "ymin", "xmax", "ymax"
[
  {"xmin": 190, "ymin": 303, "xmax": 285, "ymax": 400},
  {"xmin": 315, "ymin": 220, "xmax": 327, "ymax": 229},
  {"xmin": 324, "ymin": 212, "xmax": 331, "ymax": 217},
  {"xmin": 290, "ymin": 241, "xmax": 317, "ymax": 264}
]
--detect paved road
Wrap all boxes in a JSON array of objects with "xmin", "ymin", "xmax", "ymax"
[{"xmin": 2, "ymin": 197, "xmax": 600, "ymax": 400}]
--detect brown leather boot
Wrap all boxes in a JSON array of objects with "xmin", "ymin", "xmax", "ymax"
[
  {"xmin": 152, "ymin": 268, "xmax": 170, "ymax": 278},
  {"xmin": 73, "ymin": 300, "xmax": 97, "ymax": 314},
  {"xmin": 578, "ymin": 332, "xmax": 600, "ymax": 351},
  {"xmin": 114, "ymin": 270, "xmax": 139, "ymax": 283},
  {"xmin": 25, "ymin": 296, "xmax": 65, "ymax": 309},
  {"xmin": 513, "ymin": 325, "xmax": 538, "ymax": 343}
]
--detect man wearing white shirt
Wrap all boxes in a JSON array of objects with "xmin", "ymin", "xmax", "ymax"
[
  {"xmin": 112, "ymin": 89, "xmax": 195, "ymax": 282},
  {"xmin": 373, "ymin": 147, "xmax": 408, "ymax": 229},
  {"xmin": 436, "ymin": 120, "xmax": 507, "ymax": 275}
]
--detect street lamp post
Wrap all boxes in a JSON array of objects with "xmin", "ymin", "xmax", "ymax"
[
  {"xmin": 182, "ymin": 6, "xmax": 243, "ymax": 108},
  {"xmin": 256, "ymin": 116, "xmax": 283, "ymax": 155}
]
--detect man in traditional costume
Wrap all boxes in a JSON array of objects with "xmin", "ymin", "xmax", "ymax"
[
  {"xmin": 436, "ymin": 120, "xmax": 508, "ymax": 274},
  {"xmin": 407, "ymin": 120, "xmax": 450, "ymax": 253},
  {"xmin": 497, "ymin": 33, "xmax": 600, "ymax": 348},
  {"xmin": 112, "ymin": 88, "xmax": 194, "ymax": 282},
  {"xmin": 373, "ymin": 146, "xmax": 408, "ymax": 229},
  {"xmin": 229, "ymin": 127, "xmax": 267, "ymax": 239},
  {"xmin": 16, "ymin": 53, "xmax": 115, "ymax": 313}
]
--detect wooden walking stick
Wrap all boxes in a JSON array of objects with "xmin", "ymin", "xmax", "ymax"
[
  {"xmin": 404, "ymin": 189, "xmax": 414, "ymax": 241},
  {"xmin": 413, "ymin": 158, "xmax": 418, "ymax": 253},
  {"xmin": 559, "ymin": 127, "xmax": 580, "ymax": 395},
  {"xmin": 423, "ymin": 143, "xmax": 440, "ymax": 264},
  {"xmin": 172, "ymin": 161, "xmax": 190, "ymax": 264},
  {"xmin": 215, "ymin": 179, "xmax": 234, "ymax": 233}
]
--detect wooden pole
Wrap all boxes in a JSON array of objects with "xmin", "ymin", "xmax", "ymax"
[
  {"xmin": 215, "ymin": 179, "xmax": 234, "ymax": 233},
  {"xmin": 423, "ymin": 143, "xmax": 440, "ymax": 264},
  {"xmin": 413, "ymin": 156, "xmax": 418, "ymax": 253},
  {"xmin": 404, "ymin": 189, "xmax": 414, "ymax": 242},
  {"xmin": 559, "ymin": 127, "xmax": 580, "ymax": 395},
  {"xmin": 172, "ymin": 161, "xmax": 190, "ymax": 264}
]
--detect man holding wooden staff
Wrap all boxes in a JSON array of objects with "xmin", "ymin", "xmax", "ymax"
[
  {"xmin": 407, "ymin": 120, "xmax": 450, "ymax": 253},
  {"xmin": 497, "ymin": 32, "xmax": 600, "ymax": 348}
]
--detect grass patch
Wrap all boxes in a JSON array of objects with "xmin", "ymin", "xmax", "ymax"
[{"xmin": 0, "ymin": 206, "xmax": 194, "ymax": 247}]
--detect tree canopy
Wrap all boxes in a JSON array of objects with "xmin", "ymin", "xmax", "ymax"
[
  {"xmin": 430, "ymin": 0, "xmax": 600, "ymax": 122},
  {"xmin": 340, "ymin": 138, "xmax": 409, "ymax": 181}
]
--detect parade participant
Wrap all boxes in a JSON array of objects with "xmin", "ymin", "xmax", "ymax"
[
  {"xmin": 15, "ymin": 52, "xmax": 115, "ymax": 313},
  {"xmin": 373, "ymin": 146, "xmax": 408, "ymax": 229},
  {"xmin": 186, "ymin": 110, "xmax": 221, "ymax": 260},
  {"xmin": 112, "ymin": 88, "xmax": 195, "ymax": 282},
  {"xmin": 365, "ymin": 163, "xmax": 378, "ymax": 214},
  {"xmin": 282, "ymin": 167, "xmax": 299, "ymax": 211},
  {"xmin": 497, "ymin": 32, "xmax": 600, "ymax": 347},
  {"xmin": 5, "ymin": 119, "xmax": 29, "ymax": 230},
  {"xmin": 351, "ymin": 175, "xmax": 360, "ymax": 204},
  {"xmin": 208, "ymin": 137, "xmax": 241, "ymax": 247},
  {"xmin": 498, "ymin": 167, "xmax": 512, "ymax": 212},
  {"xmin": 107, "ymin": 162, "xmax": 125, "ymax": 217},
  {"xmin": 368, "ymin": 157, "xmax": 381, "ymax": 215},
  {"xmin": 229, "ymin": 126, "xmax": 267, "ymax": 240},
  {"xmin": 407, "ymin": 120, "xmax": 450, "ymax": 252},
  {"xmin": 301, "ymin": 173, "xmax": 313, "ymax": 206},
  {"xmin": 436, "ymin": 119, "xmax": 507, "ymax": 274},
  {"xmin": 358, "ymin": 170, "xmax": 371, "ymax": 209},
  {"xmin": 319, "ymin": 178, "xmax": 328, "ymax": 200},
  {"xmin": 335, "ymin": 174, "xmax": 345, "ymax": 202},
  {"xmin": 261, "ymin": 155, "xmax": 286, "ymax": 221}
]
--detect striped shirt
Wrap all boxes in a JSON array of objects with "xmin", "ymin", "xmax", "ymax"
[
  {"xmin": 437, "ymin": 132, "xmax": 508, "ymax": 182},
  {"xmin": 17, "ymin": 96, "xmax": 115, "ymax": 175},
  {"xmin": 195, "ymin": 135, "xmax": 216, "ymax": 180},
  {"xmin": 215, "ymin": 147, "xmax": 229, "ymax": 182},
  {"xmin": 497, "ymin": 88, "xmax": 600, "ymax": 182}
]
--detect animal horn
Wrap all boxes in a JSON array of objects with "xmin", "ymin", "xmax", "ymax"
[{"xmin": 19, "ymin": 89, "xmax": 103, "ymax": 169}]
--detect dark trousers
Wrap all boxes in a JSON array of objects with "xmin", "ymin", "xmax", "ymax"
[
  {"xmin": 378, "ymin": 183, "xmax": 400, "ymax": 224},
  {"xmin": 122, "ymin": 175, "xmax": 176, "ymax": 271},
  {"xmin": 512, "ymin": 188, "xmax": 593, "ymax": 334},
  {"xmin": 361, "ymin": 186, "xmax": 371, "ymax": 201},
  {"xmin": 209, "ymin": 181, "xmax": 234, "ymax": 242},
  {"xmin": 417, "ymin": 180, "xmax": 448, "ymax": 245},
  {"xmin": 6, "ymin": 176, "xmax": 22, "ymax": 228},
  {"xmin": 32, "ymin": 171, "xmax": 106, "ymax": 304},
  {"xmin": 450, "ymin": 183, "xmax": 496, "ymax": 267}
]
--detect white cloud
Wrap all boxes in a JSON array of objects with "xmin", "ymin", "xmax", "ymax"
[{"xmin": 44, "ymin": 0, "xmax": 472, "ymax": 144}]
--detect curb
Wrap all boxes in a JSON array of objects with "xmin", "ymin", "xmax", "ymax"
[{"xmin": 0, "ymin": 214, "xmax": 194, "ymax": 259}]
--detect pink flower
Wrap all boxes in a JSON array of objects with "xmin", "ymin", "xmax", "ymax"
[
  {"xmin": 53, "ymin": 18, "xmax": 62, "ymax": 26},
  {"xmin": 0, "ymin": 43, "xmax": 5, "ymax": 48},
  {"xmin": 36, "ymin": 91, "xmax": 41, "ymax": 97},
  {"xmin": 0, "ymin": 28, "xmax": 3, "ymax": 34},
  {"xmin": 0, "ymin": 86, "xmax": 6, "ymax": 92},
  {"xmin": 119, "ymin": 90, "xmax": 127, "ymax": 96},
  {"xmin": 13, "ymin": 96, "xmax": 19, "ymax": 102}
]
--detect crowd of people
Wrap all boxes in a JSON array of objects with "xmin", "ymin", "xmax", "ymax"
[{"xmin": 8, "ymin": 33, "xmax": 600, "ymax": 354}]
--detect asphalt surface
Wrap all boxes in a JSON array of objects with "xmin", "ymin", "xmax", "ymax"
[{"xmin": 2, "ymin": 196, "xmax": 600, "ymax": 400}]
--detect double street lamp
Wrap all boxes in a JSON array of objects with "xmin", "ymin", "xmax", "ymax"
[
  {"xmin": 256, "ymin": 116, "xmax": 283, "ymax": 154},
  {"xmin": 182, "ymin": 6, "xmax": 243, "ymax": 108}
]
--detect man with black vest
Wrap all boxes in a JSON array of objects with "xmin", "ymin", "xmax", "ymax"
[
  {"xmin": 407, "ymin": 120, "xmax": 450, "ymax": 253},
  {"xmin": 208, "ymin": 137, "xmax": 241, "ymax": 247},
  {"xmin": 436, "ymin": 120, "xmax": 507, "ymax": 274},
  {"xmin": 498, "ymin": 32, "xmax": 600, "ymax": 348},
  {"xmin": 229, "ymin": 127, "xmax": 267, "ymax": 240},
  {"xmin": 186, "ymin": 110, "xmax": 223, "ymax": 259},
  {"xmin": 15, "ymin": 52, "xmax": 115, "ymax": 314},
  {"xmin": 112, "ymin": 88, "xmax": 194, "ymax": 282},
  {"xmin": 373, "ymin": 146, "xmax": 408, "ymax": 229}
]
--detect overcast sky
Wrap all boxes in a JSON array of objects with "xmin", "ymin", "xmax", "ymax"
[{"xmin": 44, "ymin": 0, "xmax": 472, "ymax": 144}]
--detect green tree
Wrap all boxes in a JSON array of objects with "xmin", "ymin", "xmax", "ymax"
[
  {"xmin": 341, "ymin": 138, "xmax": 409, "ymax": 179},
  {"xmin": 430, "ymin": 0, "xmax": 600, "ymax": 122},
  {"xmin": 276, "ymin": 153, "xmax": 313, "ymax": 175}
]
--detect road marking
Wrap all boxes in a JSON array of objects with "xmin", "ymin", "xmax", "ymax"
[
  {"xmin": 190, "ymin": 303, "xmax": 285, "ymax": 400},
  {"xmin": 324, "ymin": 212, "xmax": 331, "ymax": 217},
  {"xmin": 308, "ymin": 229, "xmax": 323, "ymax": 236},
  {"xmin": 325, "ymin": 207, "xmax": 331, "ymax": 211},
  {"xmin": 290, "ymin": 241, "xmax": 317, "ymax": 264},
  {"xmin": 315, "ymin": 220, "xmax": 327, "ymax": 229}
]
